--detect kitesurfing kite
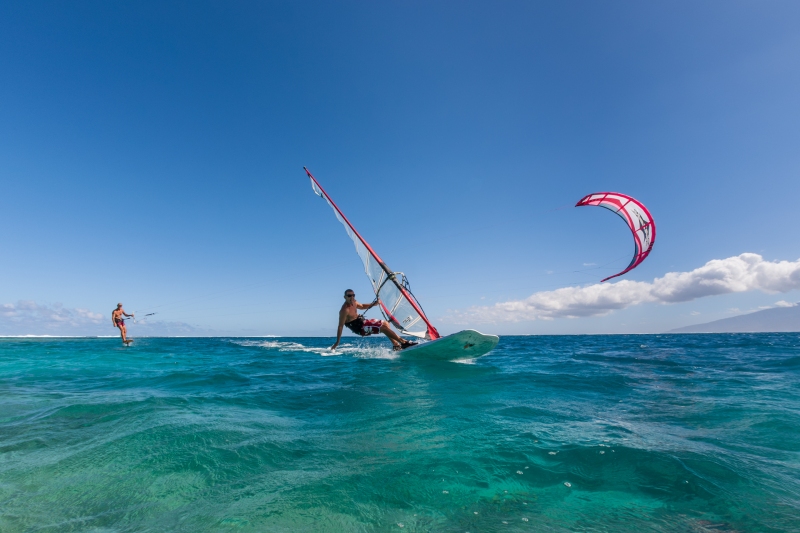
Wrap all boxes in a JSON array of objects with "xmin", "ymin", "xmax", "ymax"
[
  {"xmin": 304, "ymin": 167, "xmax": 498, "ymax": 360},
  {"xmin": 575, "ymin": 192, "xmax": 656, "ymax": 282}
]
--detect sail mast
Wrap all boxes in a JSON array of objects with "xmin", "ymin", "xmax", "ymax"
[{"xmin": 304, "ymin": 167, "xmax": 440, "ymax": 340}]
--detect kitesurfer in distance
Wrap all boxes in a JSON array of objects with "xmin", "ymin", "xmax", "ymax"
[
  {"xmin": 112, "ymin": 303, "xmax": 134, "ymax": 345},
  {"xmin": 331, "ymin": 290, "xmax": 418, "ymax": 351}
]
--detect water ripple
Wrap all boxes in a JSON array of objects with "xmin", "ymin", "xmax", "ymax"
[{"xmin": 1, "ymin": 334, "xmax": 798, "ymax": 532}]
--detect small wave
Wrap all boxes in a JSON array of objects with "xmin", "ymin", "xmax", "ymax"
[
  {"xmin": 339, "ymin": 343, "xmax": 399, "ymax": 360},
  {"xmin": 760, "ymin": 355, "xmax": 800, "ymax": 368},
  {"xmin": 231, "ymin": 339, "xmax": 326, "ymax": 354},
  {"xmin": 230, "ymin": 339, "xmax": 399, "ymax": 359},
  {"xmin": 234, "ymin": 340, "xmax": 305, "ymax": 349}
]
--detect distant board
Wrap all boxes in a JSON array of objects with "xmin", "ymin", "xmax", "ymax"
[{"xmin": 400, "ymin": 329, "xmax": 499, "ymax": 361}]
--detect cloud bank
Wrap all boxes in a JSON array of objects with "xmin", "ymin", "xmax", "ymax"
[
  {"xmin": 446, "ymin": 253, "xmax": 800, "ymax": 323},
  {"xmin": 0, "ymin": 301, "xmax": 105, "ymax": 334},
  {"xmin": 0, "ymin": 301, "xmax": 212, "ymax": 336}
]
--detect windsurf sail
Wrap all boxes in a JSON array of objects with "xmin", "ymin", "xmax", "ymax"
[
  {"xmin": 575, "ymin": 192, "xmax": 656, "ymax": 282},
  {"xmin": 304, "ymin": 167, "xmax": 440, "ymax": 340}
]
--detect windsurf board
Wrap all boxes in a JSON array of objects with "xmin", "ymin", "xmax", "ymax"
[{"xmin": 400, "ymin": 329, "xmax": 498, "ymax": 361}]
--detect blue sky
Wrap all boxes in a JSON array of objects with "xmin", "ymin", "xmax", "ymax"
[{"xmin": 1, "ymin": 1, "xmax": 799, "ymax": 336}]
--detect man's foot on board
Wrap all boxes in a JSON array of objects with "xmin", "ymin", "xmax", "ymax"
[
  {"xmin": 124, "ymin": 339, "xmax": 133, "ymax": 345},
  {"xmin": 394, "ymin": 341, "xmax": 418, "ymax": 351}
]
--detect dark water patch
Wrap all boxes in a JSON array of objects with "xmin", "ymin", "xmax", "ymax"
[
  {"xmin": 759, "ymin": 354, "xmax": 800, "ymax": 370},
  {"xmin": 571, "ymin": 351, "xmax": 687, "ymax": 369}
]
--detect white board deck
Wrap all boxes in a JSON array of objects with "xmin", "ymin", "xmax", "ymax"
[{"xmin": 400, "ymin": 329, "xmax": 499, "ymax": 361}]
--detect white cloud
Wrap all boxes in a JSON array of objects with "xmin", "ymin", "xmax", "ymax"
[
  {"xmin": 774, "ymin": 300, "xmax": 798, "ymax": 308},
  {"xmin": 0, "ymin": 301, "xmax": 212, "ymax": 336},
  {"xmin": 446, "ymin": 253, "xmax": 800, "ymax": 323},
  {"xmin": 0, "ymin": 301, "xmax": 104, "ymax": 331}
]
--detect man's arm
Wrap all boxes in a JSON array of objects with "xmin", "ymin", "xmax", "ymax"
[
  {"xmin": 331, "ymin": 308, "xmax": 347, "ymax": 350},
  {"xmin": 111, "ymin": 312, "xmax": 116, "ymax": 327},
  {"xmin": 356, "ymin": 300, "xmax": 377, "ymax": 310},
  {"xmin": 122, "ymin": 308, "xmax": 134, "ymax": 318}
]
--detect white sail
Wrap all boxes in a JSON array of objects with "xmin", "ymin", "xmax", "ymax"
[{"xmin": 304, "ymin": 167, "xmax": 439, "ymax": 340}]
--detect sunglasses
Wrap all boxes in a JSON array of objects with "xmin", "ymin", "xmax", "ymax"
[{"xmin": 345, "ymin": 293, "xmax": 355, "ymax": 297}]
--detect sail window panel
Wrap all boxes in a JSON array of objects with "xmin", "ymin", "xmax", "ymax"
[{"xmin": 378, "ymin": 282, "xmax": 428, "ymax": 338}]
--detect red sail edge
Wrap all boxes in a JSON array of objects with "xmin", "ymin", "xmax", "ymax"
[
  {"xmin": 304, "ymin": 167, "xmax": 440, "ymax": 340},
  {"xmin": 576, "ymin": 192, "xmax": 657, "ymax": 283}
]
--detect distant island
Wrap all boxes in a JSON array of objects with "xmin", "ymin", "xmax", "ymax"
[{"xmin": 669, "ymin": 304, "xmax": 800, "ymax": 333}]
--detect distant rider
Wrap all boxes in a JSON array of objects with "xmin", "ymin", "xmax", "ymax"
[
  {"xmin": 331, "ymin": 289, "xmax": 417, "ymax": 351},
  {"xmin": 112, "ymin": 303, "xmax": 134, "ymax": 344}
]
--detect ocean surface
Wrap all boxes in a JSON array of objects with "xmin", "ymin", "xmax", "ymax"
[{"xmin": 1, "ymin": 334, "xmax": 798, "ymax": 532}]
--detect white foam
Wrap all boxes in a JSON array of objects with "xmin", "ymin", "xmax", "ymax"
[
  {"xmin": 340, "ymin": 343, "xmax": 399, "ymax": 360},
  {"xmin": 230, "ymin": 339, "xmax": 399, "ymax": 359}
]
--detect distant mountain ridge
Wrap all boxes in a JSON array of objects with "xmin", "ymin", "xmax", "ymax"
[{"xmin": 669, "ymin": 304, "xmax": 800, "ymax": 333}]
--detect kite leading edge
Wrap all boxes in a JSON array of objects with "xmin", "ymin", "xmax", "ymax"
[{"xmin": 576, "ymin": 192, "xmax": 656, "ymax": 282}]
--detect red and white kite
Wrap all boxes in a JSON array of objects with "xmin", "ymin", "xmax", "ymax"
[{"xmin": 576, "ymin": 192, "xmax": 656, "ymax": 282}]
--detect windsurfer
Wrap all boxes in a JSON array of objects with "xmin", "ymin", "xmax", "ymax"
[
  {"xmin": 331, "ymin": 290, "xmax": 418, "ymax": 351},
  {"xmin": 112, "ymin": 303, "xmax": 134, "ymax": 344}
]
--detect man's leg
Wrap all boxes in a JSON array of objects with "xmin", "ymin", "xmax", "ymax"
[
  {"xmin": 379, "ymin": 321, "xmax": 407, "ymax": 347},
  {"xmin": 118, "ymin": 325, "xmax": 127, "ymax": 343}
]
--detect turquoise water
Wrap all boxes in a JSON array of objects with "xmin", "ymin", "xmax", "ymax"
[{"xmin": 1, "ymin": 334, "xmax": 798, "ymax": 532}]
